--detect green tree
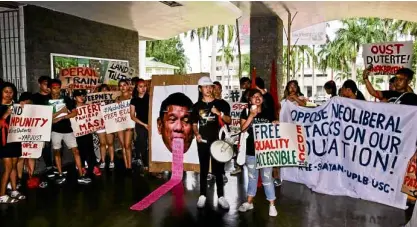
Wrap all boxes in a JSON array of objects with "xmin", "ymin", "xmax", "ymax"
[
  {"xmin": 146, "ymin": 37, "xmax": 188, "ymax": 74},
  {"xmin": 218, "ymin": 43, "xmax": 235, "ymax": 87}
]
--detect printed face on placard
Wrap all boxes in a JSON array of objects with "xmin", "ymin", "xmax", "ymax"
[{"xmin": 157, "ymin": 105, "xmax": 194, "ymax": 153}]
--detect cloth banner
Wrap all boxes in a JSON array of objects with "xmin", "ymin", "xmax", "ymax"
[
  {"xmin": 100, "ymin": 100, "xmax": 135, "ymax": 134},
  {"xmin": 104, "ymin": 61, "xmax": 135, "ymax": 85},
  {"xmin": 280, "ymin": 97, "xmax": 417, "ymax": 209},
  {"xmin": 402, "ymin": 153, "xmax": 417, "ymax": 197},
  {"xmin": 254, "ymin": 123, "xmax": 307, "ymax": 169},
  {"xmin": 7, "ymin": 104, "xmax": 53, "ymax": 142},
  {"xmin": 86, "ymin": 91, "xmax": 120, "ymax": 104},
  {"xmin": 131, "ymin": 138, "xmax": 184, "ymax": 211},
  {"xmin": 362, "ymin": 41, "xmax": 413, "ymax": 75},
  {"xmin": 70, "ymin": 103, "xmax": 105, "ymax": 137},
  {"xmin": 59, "ymin": 67, "xmax": 100, "ymax": 89},
  {"xmin": 21, "ymin": 142, "xmax": 43, "ymax": 158}
]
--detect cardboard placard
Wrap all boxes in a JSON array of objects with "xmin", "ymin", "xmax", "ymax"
[
  {"xmin": 402, "ymin": 153, "xmax": 417, "ymax": 197},
  {"xmin": 149, "ymin": 73, "xmax": 208, "ymax": 173},
  {"xmin": 85, "ymin": 91, "xmax": 120, "ymax": 104},
  {"xmin": 104, "ymin": 61, "xmax": 135, "ymax": 85},
  {"xmin": 70, "ymin": 103, "xmax": 105, "ymax": 137},
  {"xmin": 21, "ymin": 142, "xmax": 43, "ymax": 158}
]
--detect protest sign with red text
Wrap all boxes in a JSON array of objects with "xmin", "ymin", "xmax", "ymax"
[
  {"xmin": 59, "ymin": 67, "xmax": 100, "ymax": 89},
  {"xmin": 21, "ymin": 142, "xmax": 43, "ymax": 158},
  {"xmin": 228, "ymin": 102, "xmax": 247, "ymax": 135},
  {"xmin": 402, "ymin": 153, "xmax": 417, "ymax": 198},
  {"xmin": 70, "ymin": 103, "xmax": 104, "ymax": 137},
  {"xmin": 104, "ymin": 62, "xmax": 135, "ymax": 86},
  {"xmin": 100, "ymin": 100, "xmax": 135, "ymax": 134},
  {"xmin": 362, "ymin": 41, "xmax": 413, "ymax": 75},
  {"xmin": 7, "ymin": 104, "xmax": 53, "ymax": 142},
  {"xmin": 253, "ymin": 123, "xmax": 307, "ymax": 169}
]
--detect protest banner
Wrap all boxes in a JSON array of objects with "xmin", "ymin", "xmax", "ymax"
[
  {"xmin": 59, "ymin": 67, "xmax": 100, "ymax": 89},
  {"xmin": 362, "ymin": 41, "xmax": 413, "ymax": 75},
  {"xmin": 48, "ymin": 99, "xmax": 67, "ymax": 118},
  {"xmin": 229, "ymin": 102, "xmax": 247, "ymax": 135},
  {"xmin": 70, "ymin": 103, "xmax": 104, "ymax": 137},
  {"xmin": 7, "ymin": 104, "xmax": 53, "ymax": 142},
  {"xmin": 21, "ymin": 142, "xmax": 43, "ymax": 158},
  {"xmin": 253, "ymin": 123, "xmax": 307, "ymax": 169},
  {"xmin": 280, "ymin": 97, "xmax": 417, "ymax": 209},
  {"xmin": 228, "ymin": 89, "xmax": 243, "ymax": 102},
  {"xmin": 402, "ymin": 153, "xmax": 417, "ymax": 198},
  {"xmin": 104, "ymin": 61, "xmax": 135, "ymax": 85},
  {"xmin": 86, "ymin": 91, "xmax": 120, "ymax": 104},
  {"xmin": 100, "ymin": 100, "xmax": 134, "ymax": 134}
]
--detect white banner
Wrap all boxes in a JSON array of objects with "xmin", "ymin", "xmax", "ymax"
[
  {"xmin": 21, "ymin": 142, "xmax": 43, "ymax": 158},
  {"xmin": 280, "ymin": 97, "xmax": 417, "ymax": 209},
  {"xmin": 101, "ymin": 100, "xmax": 135, "ymax": 134},
  {"xmin": 254, "ymin": 123, "xmax": 307, "ymax": 169},
  {"xmin": 71, "ymin": 103, "xmax": 105, "ymax": 137},
  {"xmin": 7, "ymin": 104, "xmax": 53, "ymax": 142},
  {"xmin": 362, "ymin": 41, "xmax": 413, "ymax": 75},
  {"xmin": 283, "ymin": 23, "xmax": 327, "ymax": 46}
]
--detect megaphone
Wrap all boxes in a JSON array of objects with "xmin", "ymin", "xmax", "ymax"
[{"xmin": 210, "ymin": 125, "xmax": 237, "ymax": 163}]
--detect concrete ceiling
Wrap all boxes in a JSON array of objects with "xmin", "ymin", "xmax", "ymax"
[
  {"xmin": 16, "ymin": 1, "xmax": 417, "ymax": 40},
  {"xmin": 19, "ymin": 1, "xmax": 242, "ymax": 40}
]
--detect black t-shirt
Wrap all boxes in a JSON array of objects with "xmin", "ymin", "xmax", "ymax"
[
  {"xmin": 192, "ymin": 99, "xmax": 231, "ymax": 141},
  {"xmin": 50, "ymin": 96, "xmax": 76, "ymax": 133},
  {"xmin": 240, "ymin": 107, "xmax": 276, "ymax": 156},
  {"xmin": 31, "ymin": 93, "xmax": 49, "ymax": 105},
  {"xmin": 241, "ymin": 89, "xmax": 249, "ymax": 103},
  {"xmin": 130, "ymin": 93, "xmax": 149, "ymax": 124},
  {"xmin": 381, "ymin": 91, "xmax": 417, "ymax": 106}
]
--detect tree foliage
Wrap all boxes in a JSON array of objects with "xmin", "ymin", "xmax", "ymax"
[{"xmin": 146, "ymin": 37, "xmax": 188, "ymax": 74}]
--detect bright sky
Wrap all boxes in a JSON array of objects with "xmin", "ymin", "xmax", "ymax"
[{"xmin": 180, "ymin": 20, "xmax": 343, "ymax": 73}]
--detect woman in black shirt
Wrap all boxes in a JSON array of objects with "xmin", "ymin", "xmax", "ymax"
[
  {"xmin": 0, "ymin": 82, "xmax": 25, "ymax": 204},
  {"xmin": 130, "ymin": 79, "xmax": 150, "ymax": 171},
  {"xmin": 341, "ymin": 79, "xmax": 366, "ymax": 101}
]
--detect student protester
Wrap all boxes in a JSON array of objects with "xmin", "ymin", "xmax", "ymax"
[
  {"xmin": 0, "ymin": 82, "xmax": 26, "ymax": 203},
  {"xmin": 192, "ymin": 76, "xmax": 231, "ymax": 209},
  {"xmin": 324, "ymin": 80, "xmax": 338, "ymax": 97},
  {"xmin": 283, "ymin": 80, "xmax": 307, "ymax": 106},
  {"xmin": 389, "ymin": 77, "xmax": 396, "ymax": 91},
  {"xmin": 130, "ymin": 79, "xmax": 150, "ymax": 171},
  {"xmin": 116, "ymin": 79, "xmax": 134, "ymax": 171},
  {"xmin": 96, "ymin": 84, "xmax": 115, "ymax": 169},
  {"xmin": 48, "ymin": 79, "xmax": 91, "ymax": 185},
  {"xmin": 363, "ymin": 68, "xmax": 417, "ymax": 105},
  {"xmin": 31, "ymin": 76, "xmax": 54, "ymax": 187},
  {"xmin": 212, "ymin": 81, "xmax": 230, "ymax": 183},
  {"xmin": 341, "ymin": 79, "xmax": 366, "ymax": 101},
  {"xmin": 240, "ymin": 77, "xmax": 251, "ymax": 103},
  {"xmin": 238, "ymin": 88, "xmax": 278, "ymax": 216},
  {"xmin": 73, "ymin": 89, "xmax": 101, "ymax": 177}
]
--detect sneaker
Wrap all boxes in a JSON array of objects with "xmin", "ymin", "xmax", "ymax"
[
  {"xmin": 269, "ymin": 205, "xmax": 278, "ymax": 216},
  {"xmin": 6, "ymin": 182, "xmax": 11, "ymax": 190},
  {"xmin": 231, "ymin": 166, "xmax": 242, "ymax": 175},
  {"xmin": 53, "ymin": 170, "xmax": 68, "ymax": 176},
  {"xmin": 93, "ymin": 166, "xmax": 102, "ymax": 176},
  {"xmin": 223, "ymin": 175, "xmax": 228, "ymax": 184},
  {"xmin": 218, "ymin": 197, "xmax": 230, "ymax": 209},
  {"xmin": 78, "ymin": 176, "xmax": 92, "ymax": 185},
  {"xmin": 197, "ymin": 195, "xmax": 206, "ymax": 208},
  {"xmin": 99, "ymin": 162, "xmax": 106, "ymax": 169},
  {"xmin": 84, "ymin": 161, "xmax": 89, "ymax": 169},
  {"xmin": 55, "ymin": 175, "xmax": 66, "ymax": 185},
  {"xmin": 109, "ymin": 162, "xmax": 115, "ymax": 169},
  {"xmin": 207, "ymin": 174, "xmax": 213, "ymax": 181},
  {"xmin": 274, "ymin": 179, "xmax": 282, "ymax": 187},
  {"xmin": 238, "ymin": 202, "xmax": 254, "ymax": 212}
]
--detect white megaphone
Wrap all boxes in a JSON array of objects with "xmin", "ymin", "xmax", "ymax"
[{"xmin": 210, "ymin": 125, "xmax": 237, "ymax": 163}]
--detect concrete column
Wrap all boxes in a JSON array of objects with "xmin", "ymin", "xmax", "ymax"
[{"xmin": 250, "ymin": 15, "xmax": 283, "ymax": 98}]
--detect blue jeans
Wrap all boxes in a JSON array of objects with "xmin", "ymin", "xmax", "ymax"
[{"xmin": 246, "ymin": 155, "xmax": 276, "ymax": 201}]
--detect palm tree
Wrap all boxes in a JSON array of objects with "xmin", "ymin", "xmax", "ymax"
[
  {"xmin": 218, "ymin": 43, "xmax": 235, "ymax": 88},
  {"xmin": 184, "ymin": 27, "xmax": 211, "ymax": 72}
]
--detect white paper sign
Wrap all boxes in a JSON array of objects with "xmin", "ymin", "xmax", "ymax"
[
  {"xmin": 7, "ymin": 104, "xmax": 53, "ymax": 142},
  {"xmin": 280, "ymin": 97, "xmax": 417, "ymax": 209},
  {"xmin": 21, "ymin": 142, "xmax": 43, "ymax": 158},
  {"xmin": 70, "ymin": 103, "xmax": 105, "ymax": 137},
  {"xmin": 362, "ymin": 41, "xmax": 413, "ymax": 75},
  {"xmin": 100, "ymin": 100, "xmax": 134, "ymax": 134}
]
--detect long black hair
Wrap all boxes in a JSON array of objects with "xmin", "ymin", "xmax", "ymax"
[
  {"xmin": 132, "ymin": 78, "xmax": 146, "ymax": 99},
  {"xmin": 283, "ymin": 80, "xmax": 304, "ymax": 99},
  {"xmin": 342, "ymin": 79, "xmax": 366, "ymax": 101},
  {"xmin": 324, "ymin": 80, "xmax": 337, "ymax": 97},
  {"xmin": 0, "ymin": 82, "xmax": 18, "ymax": 103}
]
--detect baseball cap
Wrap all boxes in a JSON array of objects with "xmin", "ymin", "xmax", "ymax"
[
  {"xmin": 198, "ymin": 76, "xmax": 213, "ymax": 86},
  {"xmin": 73, "ymin": 89, "xmax": 87, "ymax": 97}
]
